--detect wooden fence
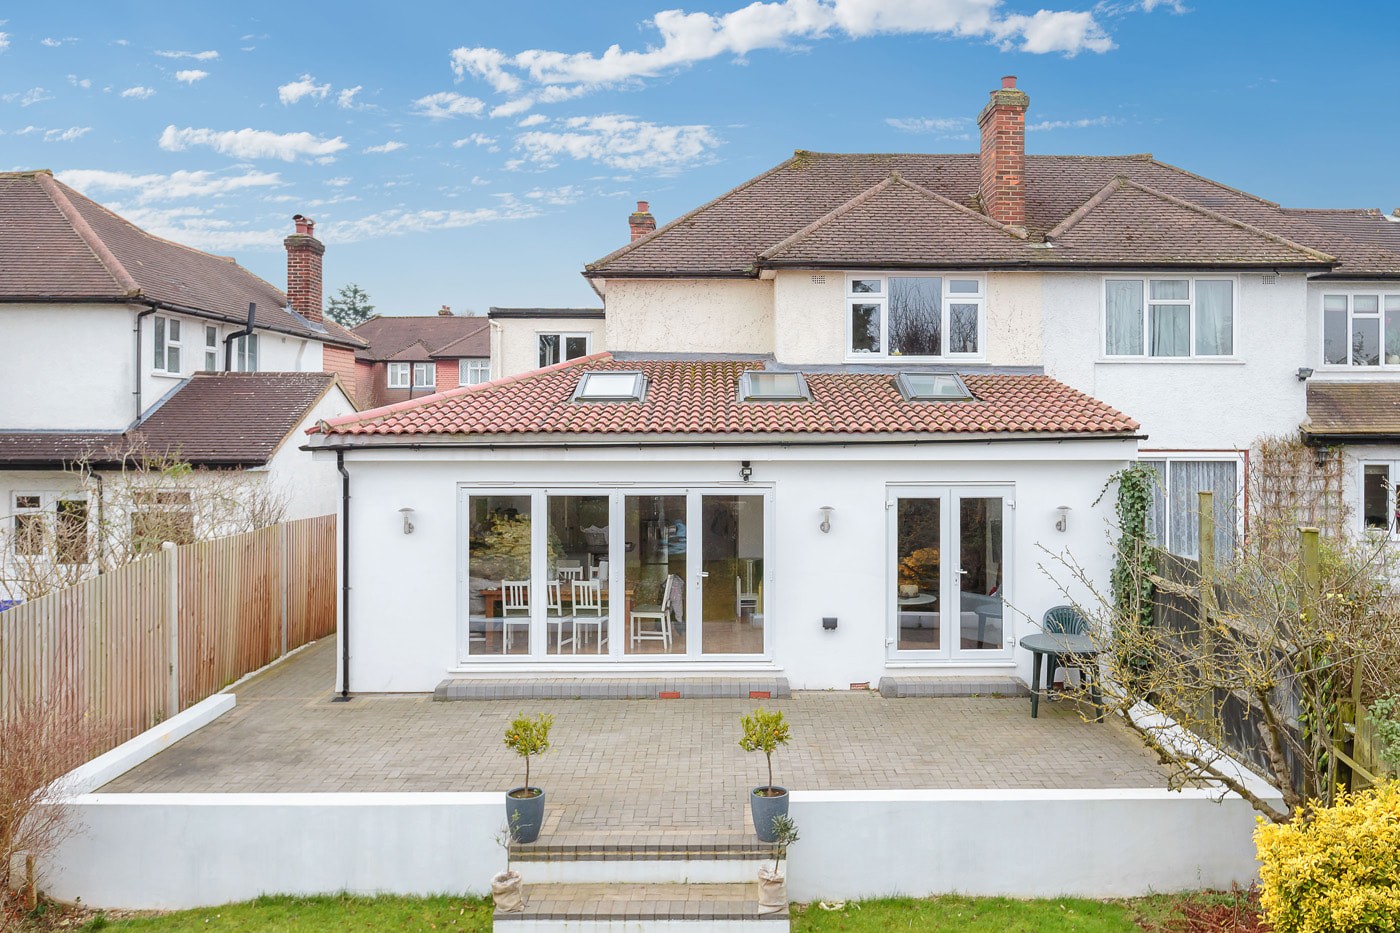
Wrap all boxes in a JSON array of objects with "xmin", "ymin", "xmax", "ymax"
[{"xmin": 0, "ymin": 515, "xmax": 336, "ymax": 754}]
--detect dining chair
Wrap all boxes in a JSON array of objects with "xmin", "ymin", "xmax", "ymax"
[
  {"xmin": 557, "ymin": 559, "xmax": 585, "ymax": 583},
  {"xmin": 630, "ymin": 573, "xmax": 676, "ymax": 651},
  {"xmin": 736, "ymin": 575, "xmax": 759, "ymax": 622},
  {"xmin": 545, "ymin": 580, "xmax": 574, "ymax": 653},
  {"xmin": 571, "ymin": 579, "xmax": 608, "ymax": 654},
  {"xmin": 502, "ymin": 580, "xmax": 531, "ymax": 652}
]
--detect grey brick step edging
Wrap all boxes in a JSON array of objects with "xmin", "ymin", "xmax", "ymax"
[
  {"xmin": 877, "ymin": 675, "xmax": 1030, "ymax": 698},
  {"xmin": 492, "ymin": 882, "xmax": 789, "ymax": 923},
  {"xmin": 511, "ymin": 836, "xmax": 771, "ymax": 862},
  {"xmin": 434, "ymin": 677, "xmax": 791, "ymax": 701}
]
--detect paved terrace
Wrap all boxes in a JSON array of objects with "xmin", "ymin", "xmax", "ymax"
[{"xmin": 103, "ymin": 639, "xmax": 1169, "ymax": 837}]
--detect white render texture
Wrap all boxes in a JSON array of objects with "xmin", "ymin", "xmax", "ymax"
[
  {"xmin": 772, "ymin": 271, "xmax": 846, "ymax": 364},
  {"xmin": 604, "ymin": 279, "xmax": 774, "ymax": 355},
  {"xmin": 1, "ymin": 304, "xmax": 138, "ymax": 430},
  {"xmin": 263, "ymin": 383, "xmax": 356, "ymax": 521},
  {"xmin": 491, "ymin": 316, "xmax": 607, "ymax": 379}
]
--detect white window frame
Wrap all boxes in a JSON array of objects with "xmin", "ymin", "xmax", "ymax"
[
  {"xmin": 1320, "ymin": 290, "xmax": 1400, "ymax": 369},
  {"xmin": 8, "ymin": 492, "xmax": 89, "ymax": 563},
  {"xmin": 386, "ymin": 362, "xmax": 411, "ymax": 389},
  {"xmin": 844, "ymin": 273, "xmax": 986, "ymax": 361},
  {"xmin": 1101, "ymin": 276, "xmax": 1239, "ymax": 360},
  {"xmin": 203, "ymin": 325, "xmax": 219, "ymax": 371},
  {"xmin": 1360, "ymin": 461, "xmax": 1399, "ymax": 538},
  {"xmin": 153, "ymin": 315, "xmax": 183, "ymax": 375},
  {"xmin": 10, "ymin": 492, "xmax": 48, "ymax": 557},
  {"xmin": 231, "ymin": 333, "xmax": 258, "ymax": 372},
  {"xmin": 538, "ymin": 332, "xmax": 592, "ymax": 369},
  {"xmin": 1139, "ymin": 452, "xmax": 1245, "ymax": 558},
  {"xmin": 412, "ymin": 362, "xmax": 436, "ymax": 389},
  {"xmin": 459, "ymin": 358, "xmax": 490, "ymax": 386}
]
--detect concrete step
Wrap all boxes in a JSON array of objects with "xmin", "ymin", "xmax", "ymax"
[
  {"xmin": 511, "ymin": 833, "xmax": 773, "ymax": 885},
  {"xmin": 877, "ymin": 675, "xmax": 1029, "ymax": 698},
  {"xmin": 492, "ymin": 881, "xmax": 788, "ymax": 931},
  {"xmin": 435, "ymin": 677, "xmax": 790, "ymax": 701}
]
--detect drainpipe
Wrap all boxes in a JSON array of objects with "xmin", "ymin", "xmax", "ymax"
[
  {"xmin": 224, "ymin": 302, "xmax": 257, "ymax": 372},
  {"xmin": 334, "ymin": 449, "xmax": 352, "ymax": 701},
  {"xmin": 93, "ymin": 470, "xmax": 105, "ymax": 574},
  {"xmin": 133, "ymin": 306, "xmax": 157, "ymax": 421}
]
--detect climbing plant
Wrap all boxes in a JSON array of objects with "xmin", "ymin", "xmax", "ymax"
[{"xmin": 1097, "ymin": 463, "xmax": 1157, "ymax": 635}]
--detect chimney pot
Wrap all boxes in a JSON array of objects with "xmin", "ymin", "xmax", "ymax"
[
  {"xmin": 438, "ymin": 305, "xmax": 453, "ymax": 316},
  {"xmin": 628, "ymin": 200, "xmax": 657, "ymax": 243},
  {"xmin": 1001, "ymin": 75, "xmax": 1017, "ymax": 89},
  {"xmin": 284, "ymin": 214, "xmax": 325, "ymax": 324},
  {"xmin": 636, "ymin": 200, "xmax": 649, "ymax": 213}
]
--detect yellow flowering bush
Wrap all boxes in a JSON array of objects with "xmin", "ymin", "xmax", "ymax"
[{"xmin": 1255, "ymin": 781, "xmax": 1400, "ymax": 932}]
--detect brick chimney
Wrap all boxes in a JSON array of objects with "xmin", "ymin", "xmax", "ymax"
[
  {"xmin": 284, "ymin": 214, "xmax": 324, "ymax": 323},
  {"xmin": 977, "ymin": 76, "xmax": 1029, "ymax": 231},
  {"xmin": 438, "ymin": 305, "xmax": 453, "ymax": 316},
  {"xmin": 629, "ymin": 200, "xmax": 656, "ymax": 242}
]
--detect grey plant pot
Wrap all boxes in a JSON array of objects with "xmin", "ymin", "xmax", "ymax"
[
  {"xmin": 750, "ymin": 785, "xmax": 789, "ymax": 842},
  {"xmin": 506, "ymin": 787, "xmax": 546, "ymax": 844}
]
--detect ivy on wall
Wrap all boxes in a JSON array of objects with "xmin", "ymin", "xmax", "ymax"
[{"xmin": 1099, "ymin": 463, "xmax": 1158, "ymax": 634}]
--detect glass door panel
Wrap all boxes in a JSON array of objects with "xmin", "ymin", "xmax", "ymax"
[
  {"xmin": 894, "ymin": 497, "xmax": 943, "ymax": 653},
  {"xmin": 700, "ymin": 494, "xmax": 765, "ymax": 655},
  {"xmin": 546, "ymin": 495, "xmax": 610, "ymax": 655},
  {"xmin": 623, "ymin": 494, "xmax": 688, "ymax": 655},
  {"xmin": 465, "ymin": 494, "xmax": 532, "ymax": 657},
  {"xmin": 956, "ymin": 496, "xmax": 1005, "ymax": 653}
]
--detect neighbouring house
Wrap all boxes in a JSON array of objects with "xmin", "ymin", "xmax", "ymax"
[
  {"xmin": 487, "ymin": 306, "xmax": 605, "ymax": 379},
  {"xmin": 0, "ymin": 170, "xmax": 359, "ymax": 593},
  {"xmin": 349, "ymin": 308, "xmax": 490, "ymax": 408}
]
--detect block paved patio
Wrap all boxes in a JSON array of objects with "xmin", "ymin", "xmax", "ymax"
[{"xmin": 102, "ymin": 639, "xmax": 1170, "ymax": 836}]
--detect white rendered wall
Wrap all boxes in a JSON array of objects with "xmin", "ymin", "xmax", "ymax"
[
  {"xmin": 0, "ymin": 304, "xmax": 138, "ymax": 430},
  {"xmin": 263, "ymin": 385, "xmax": 356, "ymax": 521},
  {"xmin": 328, "ymin": 441, "xmax": 1129, "ymax": 693},
  {"xmin": 490, "ymin": 316, "xmax": 606, "ymax": 379},
  {"xmin": 604, "ymin": 279, "xmax": 774, "ymax": 355},
  {"xmin": 985, "ymin": 272, "xmax": 1042, "ymax": 366},
  {"xmin": 1041, "ymin": 272, "xmax": 1310, "ymax": 451}
]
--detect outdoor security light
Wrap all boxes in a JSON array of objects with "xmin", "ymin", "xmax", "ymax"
[
  {"xmin": 819, "ymin": 505, "xmax": 834, "ymax": 534},
  {"xmin": 1296, "ymin": 367, "xmax": 1314, "ymax": 382},
  {"xmin": 398, "ymin": 507, "xmax": 416, "ymax": 535},
  {"xmin": 740, "ymin": 460, "xmax": 753, "ymax": 482},
  {"xmin": 1055, "ymin": 505, "xmax": 1071, "ymax": 533}
]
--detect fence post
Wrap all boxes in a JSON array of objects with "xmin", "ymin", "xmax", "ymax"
[
  {"xmin": 162, "ymin": 541, "xmax": 180, "ymax": 720},
  {"xmin": 1196, "ymin": 491, "xmax": 1216, "ymax": 722},
  {"xmin": 280, "ymin": 522, "xmax": 289, "ymax": 657}
]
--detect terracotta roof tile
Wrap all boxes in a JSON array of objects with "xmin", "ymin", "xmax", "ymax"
[{"xmin": 316, "ymin": 355, "xmax": 1137, "ymax": 439}]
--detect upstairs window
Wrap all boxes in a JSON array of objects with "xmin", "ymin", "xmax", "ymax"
[
  {"xmin": 153, "ymin": 316, "xmax": 182, "ymax": 374},
  {"xmin": 413, "ymin": 362, "xmax": 435, "ymax": 388},
  {"xmin": 738, "ymin": 370, "xmax": 811, "ymax": 402},
  {"xmin": 231, "ymin": 334, "xmax": 258, "ymax": 372},
  {"xmin": 540, "ymin": 333, "xmax": 590, "ymax": 368},
  {"xmin": 204, "ymin": 325, "xmax": 219, "ymax": 371},
  {"xmin": 1323, "ymin": 293, "xmax": 1400, "ymax": 367},
  {"xmin": 1104, "ymin": 278, "xmax": 1235, "ymax": 358},
  {"xmin": 847, "ymin": 275, "xmax": 983, "ymax": 359},
  {"xmin": 460, "ymin": 358, "xmax": 490, "ymax": 386},
  {"xmin": 387, "ymin": 362, "xmax": 411, "ymax": 389}
]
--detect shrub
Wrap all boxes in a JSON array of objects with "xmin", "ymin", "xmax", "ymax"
[
  {"xmin": 1255, "ymin": 781, "xmax": 1400, "ymax": 933},
  {"xmin": 739, "ymin": 708, "xmax": 790, "ymax": 796},
  {"xmin": 502, "ymin": 713, "xmax": 553, "ymax": 794}
]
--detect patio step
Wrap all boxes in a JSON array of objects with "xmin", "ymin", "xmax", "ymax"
[
  {"xmin": 510, "ymin": 832, "xmax": 771, "ymax": 884},
  {"xmin": 877, "ymin": 675, "xmax": 1029, "ymax": 698},
  {"xmin": 434, "ymin": 676, "xmax": 791, "ymax": 701},
  {"xmin": 492, "ymin": 881, "xmax": 788, "ymax": 931}
]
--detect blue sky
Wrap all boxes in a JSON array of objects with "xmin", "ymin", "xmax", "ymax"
[{"xmin": 3, "ymin": 1, "xmax": 1398, "ymax": 315}]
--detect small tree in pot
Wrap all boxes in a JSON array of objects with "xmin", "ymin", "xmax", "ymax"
[
  {"xmin": 757, "ymin": 814, "xmax": 799, "ymax": 914},
  {"xmin": 740, "ymin": 707, "xmax": 791, "ymax": 842},
  {"xmin": 503, "ymin": 713, "xmax": 553, "ymax": 844},
  {"xmin": 490, "ymin": 817, "xmax": 525, "ymax": 912}
]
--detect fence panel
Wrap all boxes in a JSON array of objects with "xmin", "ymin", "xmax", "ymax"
[{"xmin": 284, "ymin": 514, "xmax": 337, "ymax": 648}]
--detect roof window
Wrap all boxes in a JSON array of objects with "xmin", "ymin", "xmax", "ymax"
[
  {"xmin": 572, "ymin": 371, "xmax": 647, "ymax": 402},
  {"xmin": 894, "ymin": 372, "xmax": 974, "ymax": 402},
  {"xmin": 738, "ymin": 370, "xmax": 811, "ymax": 403}
]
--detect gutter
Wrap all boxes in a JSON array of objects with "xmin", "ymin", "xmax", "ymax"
[
  {"xmin": 1301, "ymin": 432, "xmax": 1400, "ymax": 446},
  {"xmin": 334, "ymin": 450, "xmax": 352, "ymax": 701}
]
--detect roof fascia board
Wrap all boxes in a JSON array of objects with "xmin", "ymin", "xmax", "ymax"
[{"xmin": 309, "ymin": 430, "xmax": 1144, "ymax": 450}]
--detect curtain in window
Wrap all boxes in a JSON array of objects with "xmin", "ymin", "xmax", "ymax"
[
  {"xmin": 1140, "ymin": 460, "xmax": 1168, "ymax": 546},
  {"xmin": 1167, "ymin": 460, "xmax": 1237, "ymax": 559},
  {"xmin": 1194, "ymin": 281, "xmax": 1233, "ymax": 356},
  {"xmin": 1105, "ymin": 281, "xmax": 1143, "ymax": 355},
  {"xmin": 1149, "ymin": 305, "xmax": 1190, "ymax": 357}
]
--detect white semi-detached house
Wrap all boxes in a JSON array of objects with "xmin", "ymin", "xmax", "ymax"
[
  {"xmin": 0, "ymin": 171, "xmax": 362, "ymax": 596},
  {"xmin": 308, "ymin": 76, "xmax": 1400, "ymax": 695}
]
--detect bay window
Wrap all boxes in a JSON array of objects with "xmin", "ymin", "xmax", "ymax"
[
  {"xmin": 847, "ymin": 275, "xmax": 983, "ymax": 358},
  {"xmin": 1322, "ymin": 292, "xmax": 1400, "ymax": 367},
  {"xmin": 1104, "ymin": 278, "xmax": 1234, "ymax": 358}
]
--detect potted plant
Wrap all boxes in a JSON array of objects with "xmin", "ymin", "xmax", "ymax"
[
  {"xmin": 503, "ymin": 713, "xmax": 553, "ymax": 844},
  {"xmin": 739, "ymin": 707, "xmax": 790, "ymax": 842},
  {"xmin": 757, "ymin": 814, "xmax": 799, "ymax": 914},
  {"xmin": 490, "ymin": 819, "xmax": 525, "ymax": 912}
]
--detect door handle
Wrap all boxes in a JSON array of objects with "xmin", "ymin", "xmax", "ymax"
[
  {"xmin": 698, "ymin": 571, "xmax": 710, "ymax": 578},
  {"xmin": 958, "ymin": 569, "xmax": 969, "ymax": 575}
]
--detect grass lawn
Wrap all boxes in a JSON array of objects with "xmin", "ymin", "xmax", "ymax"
[
  {"xmin": 75, "ymin": 895, "xmax": 495, "ymax": 932},
  {"xmin": 792, "ymin": 895, "xmax": 1151, "ymax": 932}
]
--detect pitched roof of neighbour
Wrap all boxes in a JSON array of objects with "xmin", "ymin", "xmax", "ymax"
[
  {"xmin": 586, "ymin": 152, "xmax": 1400, "ymax": 278},
  {"xmin": 313, "ymin": 353, "xmax": 1138, "ymax": 440},
  {"xmin": 1303, "ymin": 382, "xmax": 1400, "ymax": 439},
  {"xmin": 351, "ymin": 314, "xmax": 490, "ymax": 362},
  {"xmin": 0, "ymin": 171, "xmax": 364, "ymax": 348},
  {"xmin": 0, "ymin": 372, "xmax": 347, "ymax": 468}
]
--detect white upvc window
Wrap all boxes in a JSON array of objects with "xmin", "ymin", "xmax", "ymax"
[
  {"xmin": 1103, "ymin": 277, "xmax": 1236, "ymax": 358},
  {"xmin": 9, "ymin": 492, "xmax": 88, "ymax": 563},
  {"xmin": 539, "ymin": 333, "xmax": 591, "ymax": 368},
  {"xmin": 153, "ymin": 316, "xmax": 183, "ymax": 374},
  {"xmin": 1362, "ymin": 462, "xmax": 1399, "ymax": 536},
  {"xmin": 231, "ymin": 334, "xmax": 258, "ymax": 372},
  {"xmin": 1139, "ymin": 455, "xmax": 1243, "ymax": 559},
  {"xmin": 413, "ymin": 362, "xmax": 435, "ymax": 388},
  {"xmin": 387, "ymin": 362, "xmax": 411, "ymax": 389},
  {"xmin": 460, "ymin": 358, "xmax": 490, "ymax": 385},
  {"xmin": 203, "ymin": 325, "xmax": 219, "ymax": 371},
  {"xmin": 1322, "ymin": 291, "xmax": 1400, "ymax": 367},
  {"xmin": 11, "ymin": 493, "xmax": 46, "ymax": 557},
  {"xmin": 846, "ymin": 274, "xmax": 985, "ymax": 359}
]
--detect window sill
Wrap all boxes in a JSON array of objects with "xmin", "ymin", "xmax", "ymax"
[
  {"xmin": 844, "ymin": 356, "xmax": 988, "ymax": 365},
  {"xmin": 1314, "ymin": 366, "xmax": 1400, "ymax": 374},
  {"xmin": 1095, "ymin": 357, "xmax": 1245, "ymax": 365},
  {"xmin": 149, "ymin": 370, "xmax": 184, "ymax": 379}
]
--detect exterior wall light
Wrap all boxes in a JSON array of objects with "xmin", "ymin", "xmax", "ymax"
[
  {"xmin": 819, "ymin": 505, "xmax": 834, "ymax": 534},
  {"xmin": 1055, "ymin": 505, "xmax": 1071, "ymax": 533},
  {"xmin": 1296, "ymin": 367, "xmax": 1314, "ymax": 382},
  {"xmin": 740, "ymin": 460, "xmax": 753, "ymax": 482},
  {"xmin": 398, "ymin": 507, "xmax": 416, "ymax": 535}
]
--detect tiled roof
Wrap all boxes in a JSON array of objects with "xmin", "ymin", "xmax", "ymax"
[
  {"xmin": 0, "ymin": 171, "xmax": 362, "ymax": 348},
  {"xmin": 314, "ymin": 354, "xmax": 1137, "ymax": 439},
  {"xmin": 351, "ymin": 315, "xmax": 490, "ymax": 362},
  {"xmin": 0, "ymin": 372, "xmax": 343, "ymax": 468},
  {"xmin": 1304, "ymin": 382, "xmax": 1400, "ymax": 438},
  {"xmin": 586, "ymin": 152, "xmax": 1400, "ymax": 278}
]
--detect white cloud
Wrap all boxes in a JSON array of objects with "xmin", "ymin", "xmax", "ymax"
[
  {"xmin": 1025, "ymin": 115, "xmax": 1118, "ymax": 131},
  {"xmin": 121, "ymin": 86, "xmax": 156, "ymax": 99},
  {"xmin": 885, "ymin": 116, "xmax": 969, "ymax": 134},
  {"xmin": 175, "ymin": 70, "xmax": 209, "ymax": 84},
  {"xmin": 159, "ymin": 125, "xmax": 348, "ymax": 162},
  {"xmin": 453, "ymin": 0, "xmax": 1115, "ymax": 112},
  {"xmin": 8, "ymin": 87, "xmax": 55, "ymax": 107},
  {"xmin": 17, "ymin": 125, "xmax": 91, "ymax": 142},
  {"xmin": 524, "ymin": 184, "xmax": 584, "ymax": 205},
  {"xmin": 58, "ymin": 167, "xmax": 283, "ymax": 201},
  {"xmin": 337, "ymin": 86, "xmax": 363, "ymax": 108},
  {"xmin": 411, "ymin": 91, "xmax": 485, "ymax": 119},
  {"xmin": 363, "ymin": 140, "xmax": 406, "ymax": 153},
  {"xmin": 327, "ymin": 202, "xmax": 538, "ymax": 243},
  {"xmin": 156, "ymin": 49, "xmax": 219, "ymax": 60},
  {"xmin": 0, "ymin": 32, "xmax": 11, "ymax": 53},
  {"xmin": 490, "ymin": 98, "xmax": 536, "ymax": 119},
  {"xmin": 278, "ymin": 74, "xmax": 331, "ymax": 105},
  {"xmin": 515, "ymin": 114, "xmax": 720, "ymax": 172},
  {"xmin": 325, "ymin": 177, "xmax": 352, "ymax": 187},
  {"xmin": 67, "ymin": 75, "xmax": 92, "ymax": 89},
  {"xmin": 452, "ymin": 133, "xmax": 499, "ymax": 151},
  {"xmin": 106, "ymin": 204, "xmax": 284, "ymax": 252},
  {"xmin": 516, "ymin": 114, "xmax": 548, "ymax": 127},
  {"xmin": 40, "ymin": 37, "xmax": 71, "ymax": 47}
]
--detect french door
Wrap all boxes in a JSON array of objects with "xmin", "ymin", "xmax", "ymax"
[{"xmin": 887, "ymin": 485, "xmax": 1012, "ymax": 661}]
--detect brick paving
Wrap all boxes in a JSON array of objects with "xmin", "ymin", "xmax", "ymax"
[{"xmin": 103, "ymin": 639, "xmax": 1169, "ymax": 834}]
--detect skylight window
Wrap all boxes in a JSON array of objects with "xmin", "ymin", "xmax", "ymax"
[
  {"xmin": 572, "ymin": 371, "xmax": 647, "ymax": 402},
  {"xmin": 894, "ymin": 372, "xmax": 974, "ymax": 402},
  {"xmin": 738, "ymin": 371, "xmax": 811, "ymax": 403}
]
